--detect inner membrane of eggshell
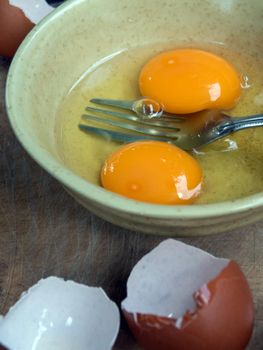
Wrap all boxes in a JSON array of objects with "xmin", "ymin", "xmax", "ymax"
[
  {"xmin": 122, "ymin": 239, "xmax": 229, "ymax": 319},
  {"xmin": 0, "ymin": 277, "xmax": 120, "ymax": 350},
  {"xmin": 9, "ymin": 0, "xmax": 54, "ymax": 24}
]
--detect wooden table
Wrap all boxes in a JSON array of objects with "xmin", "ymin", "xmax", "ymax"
[{"xmin": 0, "ymin": 56, "xmax": 262, "ymax": 349}]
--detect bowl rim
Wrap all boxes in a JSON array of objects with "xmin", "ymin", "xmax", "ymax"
[{"xmin": 5, "ymin": 0, "xmax": 263, "ymax": 220}]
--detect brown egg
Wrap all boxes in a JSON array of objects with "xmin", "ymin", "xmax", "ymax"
[
  {"xmin": 0, "ymin": 277, "xmax": 120, "ymax": 349},
  {"xmin": 0, "ymin": 0, "xmax": 34, "ymax": 58},
  {"xmin": 0, "ymin": 0, "xmax": 54, "ymax": 58},
  {"xmin": 122, "ymin": 240, "xmax": 254, "ymax": 350}
]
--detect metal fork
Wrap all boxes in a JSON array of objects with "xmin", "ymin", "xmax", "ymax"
[{"xmin": 79, "ymin": 98, "xmax": 263, "ymax": 150}]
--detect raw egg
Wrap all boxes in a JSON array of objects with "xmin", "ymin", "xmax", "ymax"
[
  {"xmin": 122, "ymin": 239, "xmax": 254, "ymax": 350},
  {"xmin": 101, "ymin": 141, "xmax": 203, "ymax": 205},
  {"xmin": 139, "ymin": 49, "xmax": 242, "ymax": 114},
  {"xmin": 0, "ymin": 0, "xmax": 54, "ymax": 58},
  {"xmin": 0, "ymin": 277, "xmax": 120, "ymax": 350}
]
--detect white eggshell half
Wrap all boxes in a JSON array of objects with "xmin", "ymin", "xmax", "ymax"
[
  {"xmin": 122, "ymin": 239, "xmax": 229, "ymax": 318},
  {"xmin": 0, "ymin": 277, "xmax": 120, "ymax": 350},
  {"xmin": 9, "ymin": 0, "xmax": 54, "ymax": 24}
]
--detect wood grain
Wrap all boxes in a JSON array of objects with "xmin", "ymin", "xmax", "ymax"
[{"xmin": 0, "ymin": 57, "xmax": 263, "ymax": 349}]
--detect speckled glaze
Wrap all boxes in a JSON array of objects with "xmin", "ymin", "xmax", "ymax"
[{"xmin": 6, "ymin": 0, "xmax": 263, "ymax": 236}]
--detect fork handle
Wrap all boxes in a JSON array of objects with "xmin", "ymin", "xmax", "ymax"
[{"xmin": 217, "ymin": 114, "xmax": 263, "ymax": 136}]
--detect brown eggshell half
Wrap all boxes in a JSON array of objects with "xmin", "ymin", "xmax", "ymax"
[
  {"xmin": 0, "ymin": 345, "xmax": 8, "ymax": 350},
  {"xmin": 122, "ymin": 240, "xmax": 254, "ymax": 350},
  {"xmin": 0, "ymin": 0, "xmax": 34, "ymax": 57},
  {"xmin": 0, "ymin": 276, "xmax": 120, "ymax": 350}
]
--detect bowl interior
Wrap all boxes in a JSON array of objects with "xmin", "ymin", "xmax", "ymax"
[{"xmin": 6, "ymin": 0, "xmax": 263, "ymax": 220}]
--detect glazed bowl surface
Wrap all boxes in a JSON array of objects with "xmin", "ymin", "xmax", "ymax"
[{"xmin": 6, "ymin": 0, "xmax": 263, "ymax": 235}]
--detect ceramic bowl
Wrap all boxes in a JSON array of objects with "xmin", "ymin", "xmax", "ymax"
[{"xmin": 6, "ymin": 0, "xmax": 263, "ymax": 236}]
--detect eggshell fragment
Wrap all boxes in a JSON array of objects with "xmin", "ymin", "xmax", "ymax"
[
  {"xmin": 122, "ymin": 239, "xmax": 254, "ymax": 350},
  {"xmin": 0, "ymin": 0, "xmax": 54, "ymax": 58},
  {"xmin": 0, "ymin": 277, "xmax": 120, "ymax": 350},
  {"xmin": 10, "ymin": 0, "xmax": 54, "ymax": 24}
]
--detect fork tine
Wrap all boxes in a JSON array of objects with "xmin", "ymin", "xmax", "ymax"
[
  {"xmin": 79, "ymin": 124, "xmax": 176, "ymax": 144},
  {"xmin": 90, "ymin": 98, "xmax": 134, "ymax": 111},
  {"xmin": 86, "ymin": 106, "xmax": 180, "ymax": 130},
  {"xmin": 86, "ymin": 106, "xmax": 139, "ymax": 122},
  {"xmin": 90, "ymin": 98, "xmax": 186, "ymax": 122},
  {"xmin": 81, "ymin": 114, "xmax": 179, "ymax": 139},
  {"xmin": 160, "ymin": 112, "xmax": 186, "ymax": 121}
]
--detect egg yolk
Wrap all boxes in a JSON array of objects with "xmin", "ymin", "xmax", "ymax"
[
  {"xmin": 139, "ymin": 49, "xmax": 241, "ymax": 114},
  {"xmin": 101, "ymin": 141, "xmax": 203, "ymax": 205}
]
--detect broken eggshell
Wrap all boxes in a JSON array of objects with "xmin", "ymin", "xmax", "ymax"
[
  {"xmin": 121, "ymin": 239, "xmax": 254, "ymax": 350},
  {"xmin": 0, "ymin": 276, "xmax": 120, "ymax": 350},
  {"xmin": 0, "ymin": 0, "xmax": 54, "ymax": 57}
]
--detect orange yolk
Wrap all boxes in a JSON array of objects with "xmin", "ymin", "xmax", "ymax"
[
  {"xmin": 101, "ymin": 141, "xmax": 203, "ymax": 205},
  {"xmin": 139, "ymin": 49, "xmax": 242, "ymax": 114}
]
